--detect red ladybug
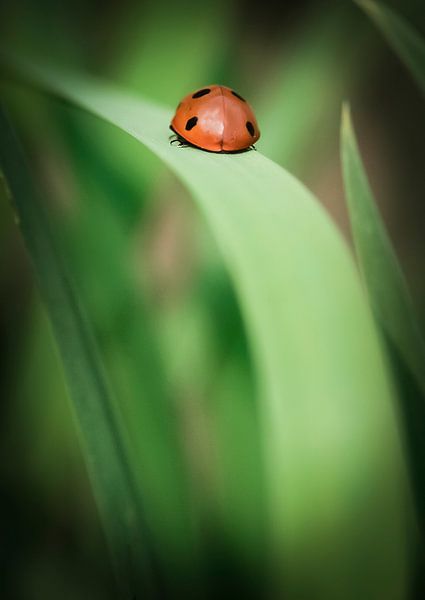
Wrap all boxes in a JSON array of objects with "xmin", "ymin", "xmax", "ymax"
[{"xmin": 170, "ymin": 85, "xmax": 260, "ymax": 153}]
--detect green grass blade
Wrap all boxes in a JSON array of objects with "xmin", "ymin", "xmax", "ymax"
[
  {"xmin": 1, "ymin": 57, "xmax": 410, "ymax": 598},
  {"xmin": 356, "ymin": 0, "xmax": 425, "ymax": 95},
  {"xmin": 341, "ymin": 104, "xmax": 425, "ymax": 397},
  {"xmin": 258, "ymin": 8, "xmax": 371, "ymax": 172},
  {"xmin": 0, "ymin": 107, "xmax": 156, "ymax": 598}
]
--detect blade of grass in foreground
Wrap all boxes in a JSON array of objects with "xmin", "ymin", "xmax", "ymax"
[
  {"xmin": 341, "ymin": 105, "xmax": 425, "ymax": 397},
  {"xmin": 356, "ymin": 0, "xmax": 425, "ymax": 95},
  {"xmin": 1, "ymin": 57, "xmax": 410, "ymax": 598},
  {"xmin": 0, "ymin": 107, "xmax": 157, "ymax": 599}
]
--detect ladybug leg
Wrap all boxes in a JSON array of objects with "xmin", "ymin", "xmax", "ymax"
[
  {"xmin": 250, "ymin": 144, "xmax": 257, "ymax": 151},
  {"xmin": 171, "ymin": 139, "xmax": 189, "ymax": 148},
  {"xmin": 169, "ymin": 134, "xmax": 189, "ymax": 148}
]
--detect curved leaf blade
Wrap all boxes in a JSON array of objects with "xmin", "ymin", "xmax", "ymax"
[
  {"xmin": 1, "ymin": 57, "xmax": 410, "ymax": 598},
  {"xmin": 356, "ymin": 0, "xmax": 425, "ymax": 95}
]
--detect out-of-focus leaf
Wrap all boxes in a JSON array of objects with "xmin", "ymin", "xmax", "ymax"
[
  {"xmin": 356, "ymin": 0, "xmax": 425, "ymax": 95},
  {"xmin": 0, "ymin": 108, "xmax": 156, "ymax": 599},
  {"xmin": 258, "ymin": 7, "xmax": 374, "ymax": 174}
]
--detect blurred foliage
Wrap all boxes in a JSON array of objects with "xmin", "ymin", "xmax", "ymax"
[{"xmin": 0, "ymin": 0, "xmax": 425, "ymax": 598}]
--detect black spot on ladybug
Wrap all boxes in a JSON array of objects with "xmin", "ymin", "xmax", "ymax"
[
  {"xmin": 246, "ymin": 121, "xmax": 255, "ymax": 136},
  {"xmin": 185, "ymin": 116, "xmax": 198, "ymax": 131},
  {"xmin": 192, "ymin": 88, "xmax": 211, "ymax": 99},
  {"xmin": 231, "ymin": 90, "xmax": 246, "ymax": 102}
]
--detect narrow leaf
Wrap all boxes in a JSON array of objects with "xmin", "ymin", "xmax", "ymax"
[
  {"xmin": 341, "ymin": 103, "xmax": 425, "ymax": 396},
  {"xmin": 0, "ymin": 107, "xmax": 157, "ymax": 598},
  {"xmin": 356, "ymin": 0, "xmax": 425, "ymax": 95}
]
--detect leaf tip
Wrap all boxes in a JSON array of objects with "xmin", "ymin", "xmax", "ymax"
[{"xmin": 341, "ymin": 102, "xmax": 354, "ymax": 141}]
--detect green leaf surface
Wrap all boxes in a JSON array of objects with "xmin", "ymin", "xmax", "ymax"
[
  {"xmin": 341, "ymin": 104, "xmax": 425, "ymax": 397},
  {"xmin": 356, "ymin": 0, "xmax": 425, "ymax": 95},
  {"xmin": 0, "ymin": 57, "xmax": 410, "ymax": 598}
]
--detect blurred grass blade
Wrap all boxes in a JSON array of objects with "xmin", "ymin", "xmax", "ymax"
[
  {"xmin": 356, "ymin": 0, "xmax": 425, "ymax": 95},
  {"xmin": 1, "ymin": 57, "xmax": 410, "ymax": 598},
  {"xmin": 0, "ymin": 107, "xmax": 156, "ymax": 598},
  {"xmin": 258, "ymin": 7, "xmax": 371, "ymax": 172},
  {"xmin": 341, "ymin": 104, "xmax": 425, "ymax": 396}
]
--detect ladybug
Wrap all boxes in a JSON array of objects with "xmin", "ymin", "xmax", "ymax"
[{"xmin": 170, "ymin": 85, "xmax": 260, "ymax": 153}]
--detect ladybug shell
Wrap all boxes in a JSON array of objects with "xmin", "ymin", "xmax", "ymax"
[{"xmin": 170, "ymin": 85, "xmax": 260, "ymax": 153}]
